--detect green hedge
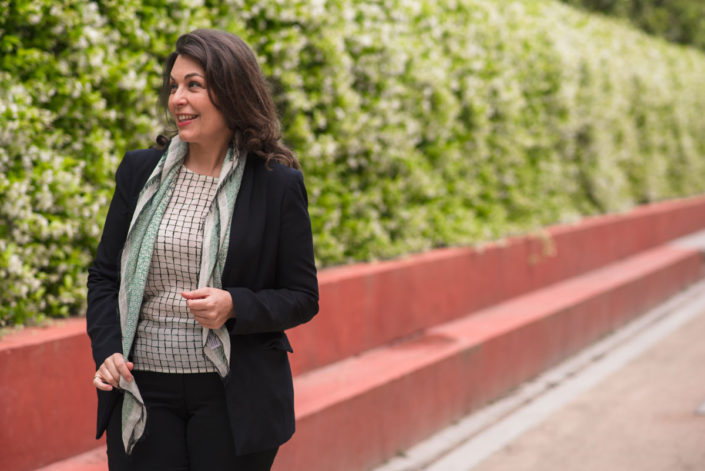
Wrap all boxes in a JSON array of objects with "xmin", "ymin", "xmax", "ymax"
[
  {"xmin": 2, "ymin": 0, "xmax": 705, "ymax": 326},
  {"xmin": 559, "ymin": 0, "xmax": 705, "ymax": 51}
]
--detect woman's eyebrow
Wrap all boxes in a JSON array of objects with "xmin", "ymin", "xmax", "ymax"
[{"xmin": 170, "ymin": 72, "xmax": 205, "ymax": 81}]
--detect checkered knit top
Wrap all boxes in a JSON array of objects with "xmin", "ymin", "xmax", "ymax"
[{"xmin": 131, "ymin": 165, "xmax": 220, "ymax": 373}]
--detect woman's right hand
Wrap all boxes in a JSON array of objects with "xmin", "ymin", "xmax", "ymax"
[{"xmin": 93, "ymin": 353, "xmax": 134, "ymax": 391}]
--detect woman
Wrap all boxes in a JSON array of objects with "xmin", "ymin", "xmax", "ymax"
[{"xmin": 86, "ymin": 29, "xmax": 319, "ymax": 471}]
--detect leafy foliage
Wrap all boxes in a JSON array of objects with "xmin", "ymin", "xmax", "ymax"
[
  {"xmin": 559, "ymin": 0, "xmax": 705, "ymax": 51},
  {"xmin": 2, "ymin": 0, "xmax": 705, "ymax": 326}
]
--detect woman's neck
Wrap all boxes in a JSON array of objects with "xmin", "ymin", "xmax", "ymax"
[{"xmin": 183, "ymin": 139, "xmax": 231, "ymax": 177}]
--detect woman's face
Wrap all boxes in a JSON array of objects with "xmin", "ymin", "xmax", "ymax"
[{"xmin": 168, "ymin": 54, "xmax": 231, "ymax": 148}]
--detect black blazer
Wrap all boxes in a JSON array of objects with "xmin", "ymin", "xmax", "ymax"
[{"xmin": 86, "ymin": 148, "xmax": 319, "ymax": 454}]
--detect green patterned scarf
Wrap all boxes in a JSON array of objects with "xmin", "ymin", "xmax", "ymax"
[{"xmin": 117, "ymin": 136, "xmax": 245, "ymax": 454}]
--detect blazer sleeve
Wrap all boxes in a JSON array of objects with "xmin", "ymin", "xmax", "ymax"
[
  {"xmin": 226, "ymin": 169, "xmax": 319, "ymax": 334},
  {"xmin": 86, "ymin": 155, "xmax": 133, "ymax": 368}
]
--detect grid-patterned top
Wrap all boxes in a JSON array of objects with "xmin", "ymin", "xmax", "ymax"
[{"xmin": 132, "ymin": 165, "xmax": 220, "ymax": 374}]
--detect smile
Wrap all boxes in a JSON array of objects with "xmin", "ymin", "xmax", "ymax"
[{"xmin": 177, "ymin": 114, "xmax": 198, "ymax": 122}]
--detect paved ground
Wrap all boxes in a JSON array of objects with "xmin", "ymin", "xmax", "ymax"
[
  {"xmin": 378, "ymin": 280, "xmax": 705, "ymax": 471},
  {"xmin": 36, "ymin": 448, "xmax": 105, "ymax": 471},
  {"xmin": 472, "ymin": 298, "xmax": 705, "ymax": 471}
]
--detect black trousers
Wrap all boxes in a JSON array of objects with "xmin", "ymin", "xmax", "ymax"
[{"xmin": 106, "ymin": 371, "xmax": 278, "ymax": 471}]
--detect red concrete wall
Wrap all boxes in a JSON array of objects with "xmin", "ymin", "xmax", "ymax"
[
  {"xmin": 287, "ymin": 194, "xmax": 705, "ymax": 375},
  {"xmin": 275, "ymin": 246, "xmax": 703, "ymax": 471},
  {"xmin": 0, "ymin": 320, "xmax": 102, "ymax": 471}
]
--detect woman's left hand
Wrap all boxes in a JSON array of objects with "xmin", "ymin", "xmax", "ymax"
[{"xmin": 182, "ymin": 287, "xmax": 235, "ymax": 329}]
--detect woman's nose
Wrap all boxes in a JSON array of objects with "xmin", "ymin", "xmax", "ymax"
[{"xmin": 172, "ymin": 86, "xmax": 187, "ymax": 105}]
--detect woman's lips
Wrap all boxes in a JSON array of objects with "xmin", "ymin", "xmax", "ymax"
[
  {"xmin": 176, "ymin": 114, "xmax": 198, "ymax": 127},
  {"xmin": 177, "ymin": 118, "xmax": 195, "ymax": 127}
]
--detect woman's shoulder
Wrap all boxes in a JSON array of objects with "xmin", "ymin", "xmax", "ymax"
[
  {"xmin": 120, "ymin": 147, "xmax": 164, "ymax": 177},
  {"xmin": 248, "ymin": 156, "xmax": 303, "ymax": 184},
  {"xmin": 114, "ymin": 147, "xmax": 164, "ymax": 197}
]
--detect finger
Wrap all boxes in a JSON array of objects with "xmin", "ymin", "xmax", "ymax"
[
  {"xmin": 186, "ymin": 303, "xmax": 208, "ymax": 317},
  {"xmin": 192, "ymin": 313, "xmax": 214, "ymax": 329},
  {"xmin": 185, "ymin": 298, "xmax": 200, "ymax": 309},
  {"xmin": 191, "ymin": 312, "xmax": 211, "ymax": 326},
  {"xmin": 192, "ymin": 310, "xmax": 217, "ymax": 323},
  {"xmin": 182, "ymin": 288, "xmax": 210, "ymax": 299},
  {"xmin": 93, "ymin": 374, "xmax": 114, "ymax": 391},
  {"xmin": 117, "ymin": 360, "xmax": 133, "ymax": 382},
  {"xmin": 188, "ymin": 297, "xmax": 215, "ymax": 310},
  {"xmin": 104, "ymin": 360, "xmax": 122, "ymax": 387}
]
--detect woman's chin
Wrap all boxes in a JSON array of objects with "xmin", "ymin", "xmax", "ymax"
[{"xmin": 177, "ymin": 131, "xmax": 195, "ymax": 143}]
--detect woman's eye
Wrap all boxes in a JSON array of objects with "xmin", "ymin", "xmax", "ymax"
[
  {"xmin": 188, "ymin": 81, "xmax": 203, "ymax": 88},
  {"xmin": 169, "ymin": 83, "xmax": 177, "ymax": 92}
]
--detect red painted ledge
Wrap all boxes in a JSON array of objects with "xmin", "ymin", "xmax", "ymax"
[
  {"xmin": 274, "ymin": 244, "xmax": 703, "ymax": 470},
  {"xmin": 287, "ymin": 194, "xmax": 705, "ymax": 375},
  {"xmin": 0, "ymin": 320, "xmax": 101, "ymax": 471}
]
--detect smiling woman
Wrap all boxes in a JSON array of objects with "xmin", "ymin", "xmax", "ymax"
[
  {"xmin": 156, "ymin": 29, "xmax": 300, "ymax": 172},
  {"xmin": 86, "ymin": 29, "xmax": 319, "ymax": 471}
]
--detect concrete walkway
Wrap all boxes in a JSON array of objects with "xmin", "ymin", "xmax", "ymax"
[
  {"xmin": 35, "ymin": 448, "xmax": 105, "ymax": 471},
  {"xmin": 377, "ymin": 279, "xmax": 705, "ymax": 471},
  {"xmin": 472, "ymin": 294, "xmax": 705, "ymax": 471}
]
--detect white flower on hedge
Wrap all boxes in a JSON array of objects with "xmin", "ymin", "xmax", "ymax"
[
  {"xmin": 7, "ymin": 255, "xmax": 23, "ymax": 276},
  {"xmin": 31, "ymin": 185, "xmax": 53, "ymax": 212}
]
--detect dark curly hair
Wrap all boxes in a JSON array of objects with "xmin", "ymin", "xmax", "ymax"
[{"xmin": 156, "ymin": 29, "xmax": 299, "ymax": 169}]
